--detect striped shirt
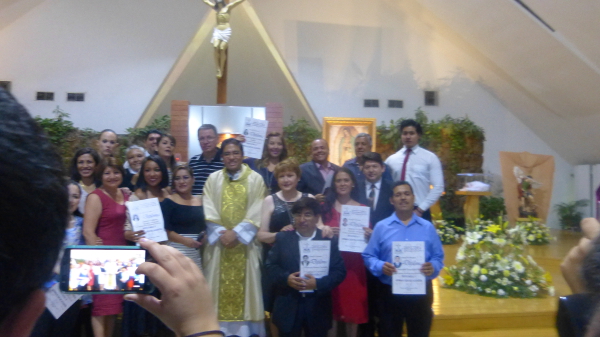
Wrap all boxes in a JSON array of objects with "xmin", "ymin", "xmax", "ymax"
[{"xmin": 189, "ymin": 149, "xmax": 224, "ymax": 195}]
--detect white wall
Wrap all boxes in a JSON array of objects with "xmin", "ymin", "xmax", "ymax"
[
  {"xmin": 0, "ymin": 0, "xmax": 575, "ymax": 226},
  {"xmin": 0, "ymin": 0, "xmax": 205, "ymax": 133},
  {"xmin": 252, "ymin": 0, "xmax": 574, "ymax": 227}
]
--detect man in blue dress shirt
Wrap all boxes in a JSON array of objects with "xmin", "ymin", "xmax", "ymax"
[{"xmin": 362, "ymin": 181, "xmax": 444, "ymax": 337}]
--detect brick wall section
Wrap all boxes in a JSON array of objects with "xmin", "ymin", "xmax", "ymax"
[
  {"xmin": 170, "ymin": 100, "xmax": 190, "ymax": 162},
  {"xmin": 265, "ymin": 102, "xmax": 283, "ymax": 135}
]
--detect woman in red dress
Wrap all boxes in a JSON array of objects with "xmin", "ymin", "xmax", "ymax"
[
  {"xmin": 322, "ymin": 168, "xmax": 373, "ymax": 337},
  {"xmin": 83, "ymin": 157, "xmax": 129, "ymax": 337}
]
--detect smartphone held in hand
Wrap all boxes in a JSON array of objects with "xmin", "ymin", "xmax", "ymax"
[{"xmin": 59, "ymin": 245, "xmax": 154, "ymax": 294}]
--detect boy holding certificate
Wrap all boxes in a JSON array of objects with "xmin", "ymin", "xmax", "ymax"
[
  {"xmin": 265, "ymin": 197, "xmax": 346, "ymax": 337},
  {"xmin": 362, "ymin": 181, "xmax": 444, "ymax": 337}
]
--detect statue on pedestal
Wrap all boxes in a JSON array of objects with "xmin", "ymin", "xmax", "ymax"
[
  {"xmin": 203, "ymin": 0, "xmax": 246, "ymax": 79},
  {"xmin": 514, "ymin": 166, "xmax": 541, "ymax": 218}
]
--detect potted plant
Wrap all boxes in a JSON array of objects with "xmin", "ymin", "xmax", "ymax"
[{"xmin": 554, "ymin": 199, "xmax": 589, "ymax": 230}]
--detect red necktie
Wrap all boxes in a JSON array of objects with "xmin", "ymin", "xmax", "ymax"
[{"xmin": 400, "ymin": 148, "xmax": 411, "ymax": 181}]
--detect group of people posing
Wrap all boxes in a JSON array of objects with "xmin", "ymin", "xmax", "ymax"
[
  {"xmin": 69, "ymin": 259, "xmax": 144, "ymax": 292},
  {"xmin": 48, "ymin": 118, "xmax": 445, "ymax": 337}
]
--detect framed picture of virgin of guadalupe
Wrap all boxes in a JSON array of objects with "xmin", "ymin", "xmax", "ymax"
[{"xmin": 322, "ymin": 117, "xmax": 377, "ymax": 166}]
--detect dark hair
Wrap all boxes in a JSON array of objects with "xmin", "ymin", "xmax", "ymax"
[
  {"xmin": 257, "ymin": 132, "xmax": 288, "ymax": 169},
  {"xmin": 94, "ymin": 157, "xmax": 125, "ymax": 187},
  {"xmin": 583, "ymin": 235, "xmax": 600, "ymax": 293},
  {"xmin": 214, "ymin": 0, "xmax": 225, "ymax": 9},
  {"xmin": 146, "ymin": 129, "xmax": 162, "ymax": 140},
  {"xmin": 99, "ymin": 129, "xmax": 118, "ymax": 138},
  {"xmin": 221, "ymin": 138, "xmax": 244, "ymax": 156},
  {"xmin": 361, "ymin": 152, "xmax": 384, "ymax": 166},
  {"xmin": 68, "ymin": 180, "xmax": 84, "ymax": 217},
  {"xmin": 70, "ymin": 147, "xmax": 101, "ymax": 181},
  {"xmin": 0, "ymin": 88, "xmax": 67, "ymax": 323},
  {"xmin": 322, "ymin": 168, "xmax": 360, "ymax": 222},
  {"xmin": 391, "ymin": 180, "xmax": 414, "ymax": 195},
  {"xmin": 399, "ymin": 119, "xmax": 423, "ymax": 135},
  {"xmin": 291, "ymin": 197, "xmax": 322, "ymax": 216},
  {"xmin": 172, "ymin": 165, "xmax": 195, "ymax": 188},
  {"xmin": 135, "ymin": 155, "xmax": 169, "ymax": 192},
  {"xmin": 197, "ymin": 124, "xmax": 218, "ymax": 137},
  {"xmin": 157, "ymin": 134, "xmax": 177, "ymax": 169}
]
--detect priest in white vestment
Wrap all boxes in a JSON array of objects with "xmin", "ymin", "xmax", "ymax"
[{"xmin": 203, "ymin": 138, "xmax": 267, "ymax": 337}]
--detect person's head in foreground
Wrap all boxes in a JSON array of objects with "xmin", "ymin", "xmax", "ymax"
[
  {"xmin": 399, "ymin": 119, "xmax": 422, "ymax": 149},
  {"xmin": 0, "ymin": 88, "xmax": 68, "ymax": 336},
  {"xmin": 354, "ymin": 133, "xmax": 372, "ymax": 159},
  {"xmin": 361, "ymin": 152, "xmax": 386, "ymax": 183},
  {"xmin": 221, "ymin": 138, "xmax": 244, "ymax": 174},
  {"xmin": 390, "ymin": 181, "xmax": 415, "ymax": 215},
  {"xmin": 291, "ymin": 197, "xmax": 322, "ymax": 237}
]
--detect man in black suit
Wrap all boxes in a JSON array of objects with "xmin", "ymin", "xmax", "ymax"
[
  {"xmin": 357, "ymin": 152, "xmax": 395, "ymax": 227},
  {"xmin": 297, "ymin": 139, "xmax": 340, "ymax": 201},
  {"xmin": 356, "ymin": 152, "xmax": 395, "ymax": 337},
  {"xmin": 266, "ymin": 197, "xmax": 346, "ymax": 337}
]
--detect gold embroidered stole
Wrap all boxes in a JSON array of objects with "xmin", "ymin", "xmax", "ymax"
[{"xmin": 218, "ymin": 167, "xmax": 252, "ymax": 321}]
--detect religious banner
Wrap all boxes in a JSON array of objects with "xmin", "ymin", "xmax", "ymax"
[
  {"xmin": 499, "ymin": 151, "xmax": 554, "ymax": 224},
  {"xmin": 322, "ymin": 117, "xmax": 376, "ymax": 166}
]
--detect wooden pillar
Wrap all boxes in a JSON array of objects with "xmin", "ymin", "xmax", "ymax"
[
  {"xmin": 170, "ymin": 100, "xmax": 190, "ymax": 163},
  {"xmin": 456, "ymin": 191, "xmax": 492, "ymax": 224}
]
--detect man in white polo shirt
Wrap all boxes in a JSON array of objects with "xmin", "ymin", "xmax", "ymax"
[{"xmin": 384, "ymin": 119, "xmax": 444, "ymax": 221}]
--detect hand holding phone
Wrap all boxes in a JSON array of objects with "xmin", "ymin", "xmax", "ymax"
[
  {"xmin": 60, "ymin": 246, "xmax": 153, "ymax": 294},
  {"xmin": 124, "ymin": 239, "xmax": 220, "ymax": 336}
]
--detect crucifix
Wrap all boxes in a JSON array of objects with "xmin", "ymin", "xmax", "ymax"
[{"xmin": 203, "ymin": 0, "xmax": 246, "ymax": 104}]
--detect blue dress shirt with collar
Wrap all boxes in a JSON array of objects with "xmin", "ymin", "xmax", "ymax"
[{"xmin": 362, "ymin": 212, "xmax": 444, "ymax": 286}]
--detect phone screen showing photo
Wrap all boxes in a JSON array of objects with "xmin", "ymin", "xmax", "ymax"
[{"xmin": 63, "ymin": 248, "xmax": 147, "ymax": 293}]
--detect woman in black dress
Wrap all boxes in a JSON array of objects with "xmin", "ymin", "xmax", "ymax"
[{"xmin": 162, "ymin": 165, "xmax": 205, "ymax": 269}]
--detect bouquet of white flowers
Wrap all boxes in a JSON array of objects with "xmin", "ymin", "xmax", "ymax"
[
  {"xmin": 434, "ymin": 219, "xmax": 464, "ymax": 245},
  {"xmin": 440, "ymin": 218, "xmax": 554, "ymax": 298},
  {"xmin": 515, "ymin": 218, "xmax": 553, "ymax": 245}
]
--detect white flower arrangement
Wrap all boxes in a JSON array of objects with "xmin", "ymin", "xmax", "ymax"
[
  {"xmin": 434, "ymin": 219, "xmax": 465, "ymax": 245},
  {"xmin": 440, "ymin": 217, "xmax": 553, "ymax": 298},
  {"xmin": 515, "ymin": 218, "xmax": 553, "ymax": 245}
]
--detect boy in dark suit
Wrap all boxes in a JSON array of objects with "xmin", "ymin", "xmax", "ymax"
[
  {"xmin": 357, "ymin": 152, "xmax": 395, "ymax": 228},
  {"xmin": 356, "ymin": 152, "xmax": 395, "ymax": 337},
  {"xmin": 266, "ymin": 197, "xmax": 346, "ymax": 337}
]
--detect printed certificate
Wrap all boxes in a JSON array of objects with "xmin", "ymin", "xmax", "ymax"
[
  {"xmin": 127, "ymin": 198, "xmax": 168, "ymax": 243},
  {"xmin": 338, "ymin": 205, "xmax": 370, "ymax": 253},
  {"xmin": 299, "ymin": 240, "xmax": 331, "ymax": 292},
  {"xmin": 47, "ymin": 283, "xmax": 81, "ymax": 319},
  {"xmin": 392, "ymin": 241, "xmax": 426, "ymax": 295},
  {"xmin": 242, "ymin": 117, "xmax": 269, "ymax": 159}
]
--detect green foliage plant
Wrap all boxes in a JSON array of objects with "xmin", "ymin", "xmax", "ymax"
[
  {"xmin": 377, "ymin": 108, "xmax": 486, "ymax": 219},
  {"xmin": 480, "ymin": 196, "xmax": 507, "ymax": 220},
  {"xmin": 554, "ymin": 199, "xmax": 589, "ymax": 230},
  {"xmin": 35, "ymin": 106, "xmax": 171, "ymax": 172},
  {"xmin": 283, "ymin": 117, "xmax": 321, "ymax": 162},
  {"xmin": 34, "ymin": 106, "xmax": 79, "ymax": 169}
]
